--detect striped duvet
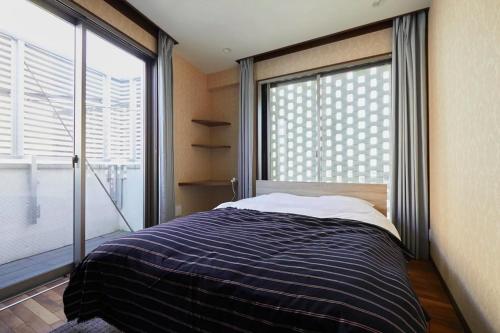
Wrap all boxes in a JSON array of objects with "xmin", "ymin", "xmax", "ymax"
[{"xmin": 64, "ymin": 208, "xmax": 428, "ymax": 333}]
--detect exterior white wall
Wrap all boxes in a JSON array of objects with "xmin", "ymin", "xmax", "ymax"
[{"xmin": 0, "ymin": 162, "xmax": 143, "ymax": 265}]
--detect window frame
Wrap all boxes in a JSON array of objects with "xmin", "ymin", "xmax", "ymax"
[
  {"xmin": 257, "ymin": 54, "xmax": 391, "ymax": 182},
  {"xmin": 32, "ymin": 0, "xmax": 159, "ymax": 230},
  {"xmin": 0, "ymin": 0, "xmax": 159, "ymax": 300}
]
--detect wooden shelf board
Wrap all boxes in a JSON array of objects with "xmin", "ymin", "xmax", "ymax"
[
  {"xmin": 178, "ymin": 180, "xmax": 231, "ymax": 187},
  {"xmin": 192, "ymin": 144, "xmax": 231, "ymax": 149},
  {"xmin": 192, "ymin": 119, "xmax": 231, "ymax": 127}
]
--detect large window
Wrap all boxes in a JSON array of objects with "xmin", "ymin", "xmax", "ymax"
[
  {"xmin": 85, "ymin": 30, "xmax": 146, "ymax": 244},
  {"xmin": 262, "ymin": 60, "xmax": 391, "ymax": 184},
  {"xmin": 0, "ymin": 0, "xmax": 76, "ymax": 282},
  {"xmin": 0, "ymin": 0, "xmax": 154, "ymax": 299}
]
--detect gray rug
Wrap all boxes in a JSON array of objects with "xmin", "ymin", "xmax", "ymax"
[{"xmin": 51, "ymin": 318, "xmax": 122, "ymax": 333}]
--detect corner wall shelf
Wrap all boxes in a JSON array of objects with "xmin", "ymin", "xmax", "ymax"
[
  {"xmin": 181, "ymin": 119, "xmax": 233, "ymax": 192},
  {"xmin": 192, "ymin": 119, "xmax": 231, "ymax": 127},
  {"xmin": 192, "ymin": 144, "xmax": 231, "ymax": 149},
  {"xmin": 178, "ymin": 180, "xmax": 231, "ymax": 187}
]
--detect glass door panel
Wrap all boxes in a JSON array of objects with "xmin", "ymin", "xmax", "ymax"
[
  {"xmin": 84, "ymin": 31, "xmax": 145, "ymax": 251},
  {"xmin": 0, "ymin": 0, "xmax": 75, "ymax": 288}
]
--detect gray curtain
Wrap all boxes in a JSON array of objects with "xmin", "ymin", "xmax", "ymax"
[
  {"xmin": 158, "ymin": 32, "xmax": 175, "ymax": 223},
  {"xmin": 238, "ymin": 58, "xmax": 254, "ymax": 199},
  {"xmin": 391, "ymin": 11, "xmax": 429, "ymax": 259}
]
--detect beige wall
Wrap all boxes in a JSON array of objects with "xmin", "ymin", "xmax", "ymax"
[
  {"xmin": 173, "ymin": 51, "xmax": 213, "ymax": 215},
  {"xmin": 72, "ymin": 0, "xmax": 156, "ymax": 53},
  {"xmin": 207, "ymin": 67, "xmax": 239, "ymax": 89},
  {"xmin": 428, "ymin": 1, "xmax": 500, "ymax": 332},
  {"xmin": 208, "ymin": 73, "xmax": 239, "ymax": 206},
  {"xmin": 206, "ymin": 29, "xmax": 393, "ymax": 87},
  {"xmin": 255, "ymin": 28, "xmax": 392, "ymax": 80},
  {"xmin": 173, "ymin": 57, "xmax": 239, "ymax": 215}
]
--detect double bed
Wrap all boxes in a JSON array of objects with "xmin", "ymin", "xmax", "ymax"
[{"xmin": 63, "ymin": 181, "xmax": 428, "ymax": 332}]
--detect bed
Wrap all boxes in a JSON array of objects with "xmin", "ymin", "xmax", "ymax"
[{"xmin": 63, "ymin": 181, "xmax": 428, "ymax": 333}]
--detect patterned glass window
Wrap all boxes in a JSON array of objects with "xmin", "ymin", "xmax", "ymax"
[
  {"xmin": 267, "ymin": 62, "xmax": 391, "ymax": 184},
  {"xmin": 269, "ymin": 77, "xmax": 318, "ymax": 181}
]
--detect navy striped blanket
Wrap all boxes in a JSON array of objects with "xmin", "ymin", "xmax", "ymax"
[{"xmin": 64, "ymin": 208, "xmax": 428, "ymax": 333}]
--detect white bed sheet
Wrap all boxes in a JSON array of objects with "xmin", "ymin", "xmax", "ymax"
[{"xmin": 215, "ymin": 193, "xmax": 400, "ymax": 239}]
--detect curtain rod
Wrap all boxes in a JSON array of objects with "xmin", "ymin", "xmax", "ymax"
[{"xmin": 237, "ymin": 7, "xmax": 429, "ymax": 64}]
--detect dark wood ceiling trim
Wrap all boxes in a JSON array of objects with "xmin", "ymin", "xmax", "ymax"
[
  {"xmin": 240, "ymin": 7, "xmax": 429, "ymax": 63},
  {"xmin": 247, "ymin": 20, "xmax": 391, "ymax": 63},
  {"xmin": 103, "ymin": 0, "xmax": 178, "ymax": 44}
]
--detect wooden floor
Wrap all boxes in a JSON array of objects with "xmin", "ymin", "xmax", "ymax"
[
  {"xmin": 0, "ymin": 260, "xmax": 464, "ymax": 333},
  {"xmin": 0, "ymin": 231, "xmax": 128, "ymax": 297},
  {"xmin": 407, "ymin": 261, "xmax": 465, "ymax": 333},
  {"xmin": 0, "ymin": 277, "xmax": 68, "ymax": 333}
]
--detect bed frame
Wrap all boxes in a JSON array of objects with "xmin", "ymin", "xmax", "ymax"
[{"xmin": 256, "ymin": 180, "xmax": 387, "ymax": 215}]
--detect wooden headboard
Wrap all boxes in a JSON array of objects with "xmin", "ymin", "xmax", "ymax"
[{"xmin": 256, "ymin": 180, "xmax": 387, "ymax": 215}]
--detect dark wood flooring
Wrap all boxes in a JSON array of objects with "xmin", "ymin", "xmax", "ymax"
[
  {"xmin": 0, "ymin": 231, "xmax": 128, "ymax": 295},
  {"xmin": 0, "ymin": 277, "xmax": 68, "ymax": 333},
  {"xmin": 407, "ymin": 260, "xmax": 465, "ymax": 333},
  {"xmin": 0, "ymin": 260, "xmax": 465, "ymax": 333}
]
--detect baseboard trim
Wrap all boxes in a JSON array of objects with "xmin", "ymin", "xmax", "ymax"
[{"xmin": 429, "ymin": 257, "xmax": 472, "ymax": 333}]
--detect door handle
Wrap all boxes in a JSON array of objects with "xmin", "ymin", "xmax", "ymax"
[{"xmin": 72, "ymin": 154, "xmax": 79, "ymax": 168}]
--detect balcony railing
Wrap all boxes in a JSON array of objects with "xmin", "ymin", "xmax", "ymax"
[{"xmin": 0, "ymin": 158, "xmax": 142, "ymax": 266}]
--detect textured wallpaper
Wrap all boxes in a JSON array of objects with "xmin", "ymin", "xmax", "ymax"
[
  {"xmin": 173, "ymin": 51, "xmax": 214, "ymax": 215},
  {"xmin": 173, "ymin": 54, "xmax": 241, "ymax": 214},
  {"xmin": 73, "ymin": 0, "xmax": 157, "ymax": 53},
  {"xmin": 428, "ymin": 1, "xmax": 500, "ymax": 332},
  {"xmin": 207, "ymin": 83, "xmax": 239, "ymax": 206},
  {"xmin": 255, "ymin": 28, "xmax": 392, "ymax": 81},
  {"xmin": 207, "ymin": 66, "xmax": 239, "ymax": 89}
]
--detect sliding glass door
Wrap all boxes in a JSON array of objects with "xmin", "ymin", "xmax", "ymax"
[
  {"xmin": 0, "ymin": 0, "xmax": 152, "ymax": 299},
  {"xmin": 0, "ymin": 0, "xmax": 75, "ymax": 293},
  {"xmin": 85, "ymin": 30, "xmax": 145, "ymax": 252}
]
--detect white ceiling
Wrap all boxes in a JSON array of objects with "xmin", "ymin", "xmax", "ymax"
[{"xmin": 128, "ymin": 0, "xmax": 431, "ymax": 73}]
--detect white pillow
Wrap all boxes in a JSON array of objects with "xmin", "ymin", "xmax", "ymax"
[
  {"xmin": 216, "ymin": 192, "xmax": 374, "ymax": 216},
  {"xmin": 319, "ymin": 195, "xmax": 375, "ymax": 207},
  {"xmin": 215, "ymin": 193, "xmax": 400, "ymax": 239}
]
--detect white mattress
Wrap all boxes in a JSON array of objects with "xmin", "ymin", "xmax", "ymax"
[{"xmin": 216, "ymin": 193, "xmax": 400, "ymax": 239}]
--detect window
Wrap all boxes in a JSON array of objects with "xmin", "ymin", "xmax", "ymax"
[
  {"xmin": 0, "ymin": 0, "xmax": 76, "ymax": 274},
  {"xmin": 262, "ymin": 60, "xmax": 391, "ymax": 184},
  {"xmin": 0, "ymin": 21, "xmax": 75, "ymax": 159},
  {"xmin": 0, "ymin": 0, "xmax": 155, "ymax": 299},
  {"xmin": 85, "ymin": 30, "xmax": 146, "ymax": 240}
]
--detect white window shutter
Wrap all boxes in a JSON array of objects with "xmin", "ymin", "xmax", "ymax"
[{"xmin": 0, "ymin": 33, "xmax": 13, "ymax": 156}]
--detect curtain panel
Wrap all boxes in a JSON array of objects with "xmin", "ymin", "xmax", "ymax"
[
  {"xmin": 238, "ymin": 58, "xmax": 255, "ymax": 199},
  {"xmin": 158, "ymin": 31, "xmax": 175, "ymax": 223},
  {"xmin": 391, "ymin": 11, "xmax": 429, "ymax": 259}
]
